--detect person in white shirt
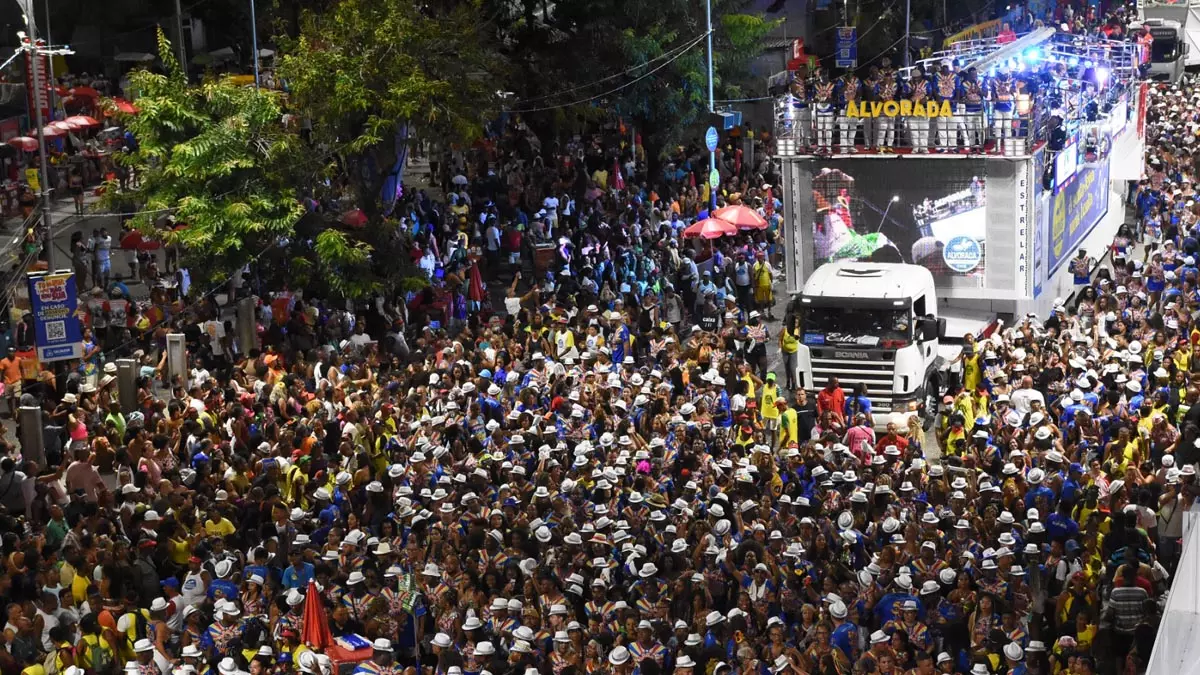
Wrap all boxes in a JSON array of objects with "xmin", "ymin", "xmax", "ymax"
[{"xmin": 1009, "ymin": 376, "xmax": 1045, "ymax": 416}]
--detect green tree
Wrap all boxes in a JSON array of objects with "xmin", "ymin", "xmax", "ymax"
[
  {"xmin": 276, "ymin": 0, "xmax": 503, "ymax": 216},
  {"xmin": 103, "ymin": 29, "xmax": 305, "ymax": 288}
]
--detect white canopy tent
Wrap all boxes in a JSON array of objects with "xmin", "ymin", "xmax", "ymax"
[{"xmin": 1146, "ymin": 507, "xmax": 1200, "ymax": 675}]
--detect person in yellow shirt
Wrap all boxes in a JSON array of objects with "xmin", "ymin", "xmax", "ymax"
[
  {"xmin": 777, "ymin": 399, "xmax": 799, "ymax": 449},
  {"xmin": 960, "ymin": 344, "xmax": 983, "ymax": 392},
  {"xmin": 761, "ymin": 372, "xmax": 781, "ymax": 447},
  {"xmin": 779, "ymin": 320, "xmax": 800, "ymax": 390},
  {"xmin": 204, "ymin": 510, "xmax": 236, "ymax": 538}
]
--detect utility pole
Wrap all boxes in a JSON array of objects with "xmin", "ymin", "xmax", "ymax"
[
  {"xmin": 174, "ymin": 0, "xmax": 187, "ymax": 73},
  {"xmin": 15, "ymin": 0, "xmax": 54, "ymax": 269},
  {"xmin": 250, "ymin": 0, "xmax": 260, "ymax": 88},
  {"xmin": 706, "ymin": 0, "xmax": 716, "ymax": 210},
  {"xmin": 904, "ymin": 0, "xmax": 912, "ymax": 66}
]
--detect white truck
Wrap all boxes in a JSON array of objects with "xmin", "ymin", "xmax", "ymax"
[
  {"xmin": 1138, "ymin": 0, "xmax": 1200, "ymax": 68},
  {"xmin": 792, "ymin": 262, "xmax": 946, "ymax": 428},
  {"xmin": 1130, "ymin": 18, "xmax": 1190, "ymax": 81}
]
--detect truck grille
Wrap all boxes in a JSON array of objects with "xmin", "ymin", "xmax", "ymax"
[{"xmin": 808, "ymin": 351, "xmax": 898, "ymax": 414}]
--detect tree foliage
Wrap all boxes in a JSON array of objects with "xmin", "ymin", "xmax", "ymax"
[
  {"xmin": 276, "ymin": 0, "xmax": 503, "ymax": 214},
  {"xmin": 103, "ymin": 29, "xmax": 305, "ymax": 283},
  {"xmin": 492, "ymin": 0, "xmax": 778, "ymax": 157}
]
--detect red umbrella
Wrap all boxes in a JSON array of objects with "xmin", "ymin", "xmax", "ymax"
[
  {"xmin": 65, "ymin": 115, "xmax": 101, "ymax": 128},
  {"xmin": 682, "ymin": 218, "xmax": 738, "ymax": 240},
  {"xmin": 69, "ymin": 86, "xmax": 100, "ymax": 98},
  {"xmin": 40, "ymin": 126, "xmax": 65, "ymax": 137},
  {"xmin": 467, "ymin": 261, "xmax": 485, "ymax": 302},
  {"xmin": 713, "ymin": 204, "xmax": 768, "ymax": 230},
  {"xmin": 300, "ymin": 579, "xmax": 333, "ymax": 650},
  {"xmin": 50, "ymin": 121, "xmax": 78, "ymax": 132},
  {"xmin": 339, "ymin": 209, "xmax": 368, "ymax": 227},
  {"xmin": 7, "ymin": 137, "xmax": 37, "ymax": 152},
  {"xmin": 120, "ymin": 231, "xmax": 161, "ymax": 251},
  {"xmin": 107, "ymin": 98, "xmax": 139, "ymax": 114}
]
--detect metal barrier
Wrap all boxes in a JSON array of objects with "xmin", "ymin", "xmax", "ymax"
[
  {"xmin": 774, "ymin": 95, "xmax": 1033, "ymax": 155},
  {"xmin": 773, "ymin": 30, "xmax": 1140, "ymax": 158}
]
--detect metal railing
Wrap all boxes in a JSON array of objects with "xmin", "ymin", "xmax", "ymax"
[{"xmin": 774, "ymin": 95, "xmax": 1034, "ymax": 155}]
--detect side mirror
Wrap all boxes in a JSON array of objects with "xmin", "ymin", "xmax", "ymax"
[
  {"xmin": 937, "ymin": 317, "xmax": 947, "ymax": 339},
  {"xmin": 921, "ymin": 318, "xmax": 937, "ymax": 341}
]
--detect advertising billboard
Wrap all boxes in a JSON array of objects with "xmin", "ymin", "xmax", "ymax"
[
  {"xmin": 809, "ymin": 160, "xmax": 989, "ymax": 286},
  {"xmin": 27, "ymin": 272, "xmax": 83, "ymax": 362},
  {"xmin": 1046, "ymin": 159, "xmax": 1111, "ymax": 275}
]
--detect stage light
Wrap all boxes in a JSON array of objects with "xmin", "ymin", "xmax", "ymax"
[{"xmin": 1096, "ymin": 67, "xmax": 1110, "ymax": 85}]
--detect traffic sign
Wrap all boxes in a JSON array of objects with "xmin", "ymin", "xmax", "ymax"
[
  {"xmin": 709, "ymin": 168, "xmax": 720, "ymax": 188},
  {"xmin": 705, "ymin": 126, "xmax": 719, "ymax": 152}
]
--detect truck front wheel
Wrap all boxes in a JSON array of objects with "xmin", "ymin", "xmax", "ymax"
[{"xmin": 922, "ymin": 376, "xmax": 939, "ymax": 431}]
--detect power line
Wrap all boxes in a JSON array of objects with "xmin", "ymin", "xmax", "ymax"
[
  {"xmin": 502, "ymin": 31, "xmax": 710, "ymax": 114},
  {"xmin": 510, "ymin": 31, "xmax": 709, "ymax": 106}
]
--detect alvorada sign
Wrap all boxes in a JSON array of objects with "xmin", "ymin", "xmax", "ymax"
[{"xmin": 845, "ymin": 100, "xmax": 957, "ymax": 118}]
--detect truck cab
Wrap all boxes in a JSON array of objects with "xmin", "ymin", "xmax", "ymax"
[
  {"xmin": 1131, "ymin": 18, "xmax": 1189, "ymax": 81},
  {"xmin": 792, "ymin": 262, "xmax": 945, "ymax": 428}
]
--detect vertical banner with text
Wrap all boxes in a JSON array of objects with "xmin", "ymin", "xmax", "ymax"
[
  {"xmin": 23, "ymin": 38, "xmax": 50, "ymax": 126},
  {"xmin": 27, "ymin": 272, "xmax": 83, "ymax": 362}
]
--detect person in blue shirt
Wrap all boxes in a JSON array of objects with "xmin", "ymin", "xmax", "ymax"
[
  {"xmin": 282, "ymin": 548, "xmax": 315, "ymax": 590},
  {"xmin": 829, "ymin": 602, "xmax": 858, "ymax": 660},
  {"xmin": 1061, "ymin": 463, "xmax": 1084, "ymax": 503},
  {"xmin": 1046, "ymin": 502, "xmax": 1080, "ymax": 542},
  {"xmin": 1023, "ymin": 469, "xmax": 1055, "ymax": 510}
]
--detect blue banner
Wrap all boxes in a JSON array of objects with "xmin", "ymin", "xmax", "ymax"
[
  {"xmin": 28, "ymin": 272, "xmax": 83, "ymax": 362},
  {"xmin": 1046, "ymin": 160, "xmax": 1110, "ymax": 275},
  {"xmin": 836, "ymin": 27, "xmax": 857, "ymax": 69}
]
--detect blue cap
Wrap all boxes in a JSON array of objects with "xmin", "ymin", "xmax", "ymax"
[
  {"xmin": 480, "ymin": 369, "xmax": 492, "ymax": 379},
  {"xmin": 1069, "ymin": 462, "xmax": 1084, "ymax": 473},
  {"xmin": 161, "ymin": 578, "xmax": 179, "ymax": 588}
]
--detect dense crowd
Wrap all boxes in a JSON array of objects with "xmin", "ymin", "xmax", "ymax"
[{"xmin": 0, "ymin": 47, "xmax": 1192, "ymax": 675}]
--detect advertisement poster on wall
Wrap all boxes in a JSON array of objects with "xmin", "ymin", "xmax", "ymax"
[
  {"xmin": 1046, "ymin": 159, "xmax": 1111, "ymax": 276},
  {"xmin": 808, "ymin": 160, "xmax": 988, "ymax": 287}
]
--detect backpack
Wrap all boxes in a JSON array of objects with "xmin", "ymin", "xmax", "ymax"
[
  {"xmin": 43, "ymin": 644, "xmax": 66, "ymax": 675},
  {"xmin": 84, "ymin": 635, "xmax": 113, "ymax": 675}
]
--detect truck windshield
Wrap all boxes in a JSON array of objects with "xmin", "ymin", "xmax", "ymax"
[
  {"xmin": 1152, "ymin": 36, "xmax": 1180, "ymax": 61},
  {"xmin": 800, "ymin": 305, "xmax": 912, "ymax": 346}
]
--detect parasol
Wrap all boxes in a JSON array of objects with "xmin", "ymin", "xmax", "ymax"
[
  {"xmin": 340, "ymin": 209, "xmax": 368, "ymax": 227},
  {"xmin": 467, "ymin": 261, "xmax": 485, "ymax": 302},
  {"xmin": 40, "ymin": 126, "xmax": 65, "ymax": 138},
  {"xmin": 300, "ymin": 579, "xmax": 333, "ymax": 650},
  {"xmin": 50, "ymin": 120, "xmax": 78, "ymax": 132},
  {"xmin": 65, "ymin": 115, "xmax": 101, "ymax": 128},
  {"xmin": 611, "ymin": 159, "xmax": 625, "ymax": 191},
  {"xmin": 120, "ymin": 231, "xmax": 161, "ymax": 251},
  {"xmin": 682, "ymin": 218, "xmax": 738, "ymax": 240},
  {"xmin": 69, "ymin": 86, "xmax": 100, "ymax": 98},
  {"xmin": 7, "ymin": 137, "xmax": 38, "ymax": 152},
  {"xmin": 713, "ymin": 204, "xmax": 768, "ymax": 230},
  {"xmin": 107, "ymin": 98, "xmax": 139, "ymax": 114}
]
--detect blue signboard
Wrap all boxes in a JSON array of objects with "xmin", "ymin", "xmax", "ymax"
[
  {"xmin": 705, "ymin": 126, "xmax": 719, "ymax": 152},
  {"xmin": 1046, "ymin": 160, "xmax": 1110, "ymax": 275},
  {"xmin": 27, "ymin": 271, "xmax": 83, "ymax": 362},
  {"xmin": 836, "ymin": 27, "xmax": 858, "ymax": 69}
]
